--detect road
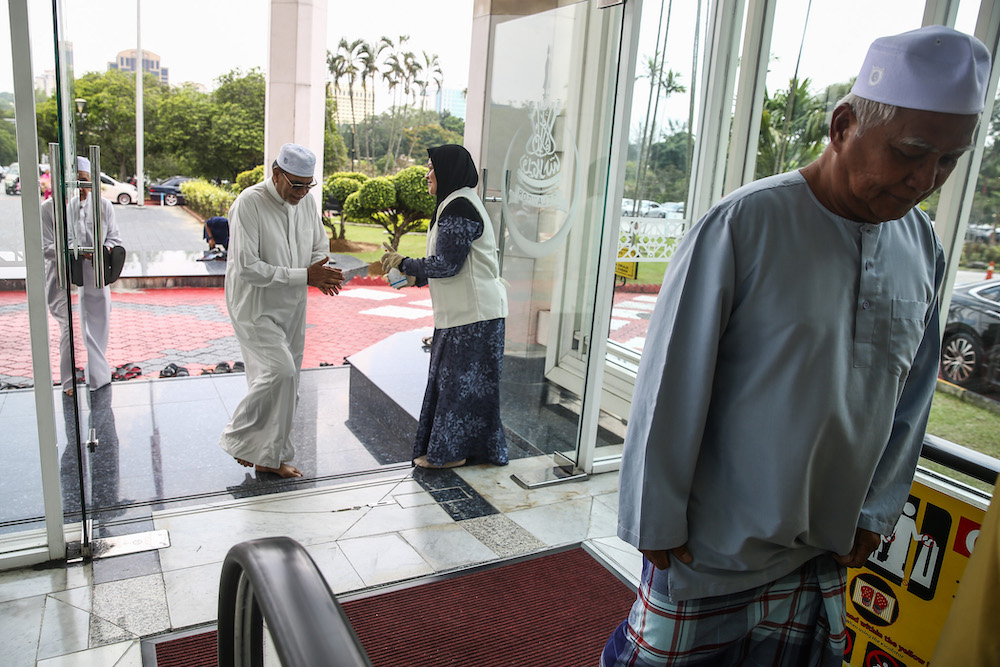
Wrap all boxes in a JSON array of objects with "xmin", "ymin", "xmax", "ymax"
[{"xmin": 0, "ymin": 190, "xmax": 206, "ymax": 257}]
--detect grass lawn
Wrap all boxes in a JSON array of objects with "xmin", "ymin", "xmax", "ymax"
[
  {"xmin": 330, "ymin": 221, "xmax": 427, "ymax": 264},
  {"xmin": 923, "ymin": 390, "xmax": 1000, "ymax": 493}
]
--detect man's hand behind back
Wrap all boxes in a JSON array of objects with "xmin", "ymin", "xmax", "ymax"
[{"xmin": 307, "ymin": 259, "xmax": 343, "ymax": 296}]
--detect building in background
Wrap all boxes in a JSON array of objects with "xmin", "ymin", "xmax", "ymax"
[
  {"xmin": 34, "ymin": 69, "xmax": 57, "ymax": 96},
  {"xmin": 108, "ymin": 49, "xmax": 169, "ymax": 85},
  {"xmin": 435, "ymin": 87, "xmax": 466, "ymax": 120},
  {"xmin": 332, "ymin": 84, "xmax": 375, "ymax": 125}
]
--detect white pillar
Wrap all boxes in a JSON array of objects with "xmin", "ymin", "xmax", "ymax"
[
  {"xmin": 136, "ymin": 0, "xmax": 144, "ymax": 207},
  {"xmin": 265, "ymin": 0, "xmax": 327, "ymax": 206}
]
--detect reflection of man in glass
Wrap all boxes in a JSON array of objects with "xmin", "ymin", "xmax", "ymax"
[
  {"xmin": 59, "ymin": 385, "xmax": 121, "ymax": 516},
  {"xmin": 604, "ymin": 27, "xmax": 990, "ymax": 666},
  {"xmin": 40, "ymin": 156, "xmax": 122, "ymax": 396}
]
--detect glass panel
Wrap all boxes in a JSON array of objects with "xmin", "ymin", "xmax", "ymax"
[
  {"xmin": 482, "ymin": 1, "xmax": 624, "ymax": 465},
  {"xmin": 0, "ymin": 5, "xmax": 46, "ymax": 546},
  {"xmin": 615, "ymin": 1, "xmax": 711, "ymax": 357},
  {"xmin": 922, "ymin": 2, "xmax": 1000, "ymax": 494},
  {"xmin": 756, "ymin": 1, "xmax": 924, "ymax": 178}
]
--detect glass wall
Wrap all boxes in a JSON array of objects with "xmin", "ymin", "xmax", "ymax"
[{"xmin": 479, "ymin": 1, "xmax": 626, "ymax": 477}]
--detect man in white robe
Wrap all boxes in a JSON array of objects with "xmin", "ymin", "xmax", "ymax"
[
  {"xmin": 40, "ymin": 156, "xmax": 122, "ymax": 396},
  {"xmin": 219, "ymin": 144, "xmax": 342, "ymax": 478},
  {"xmin": 603, "ymin": 26, "xmax": 991, "ymax": 666}
]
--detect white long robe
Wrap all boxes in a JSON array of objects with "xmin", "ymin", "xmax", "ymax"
[
  {"xmin": 40, "ymin": 195, "xmax": 121, "ymax": 392},
  {"xmin": 218, "ymin": 179, "xmax": 328, "ymax": 468}
]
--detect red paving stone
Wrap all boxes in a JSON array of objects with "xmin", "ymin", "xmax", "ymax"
[{"xmin": 0, "ymin": 277, "xmax": 653, "ymax": 384}]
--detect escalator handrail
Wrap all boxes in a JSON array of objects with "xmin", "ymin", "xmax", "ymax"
[
  {"xmin": 922, "ymin": 433, "xmax": 1000, "ymax": 486},
  {"xmin": 218, "ymin": 536, "xmax": 372, "ymax": 666}
]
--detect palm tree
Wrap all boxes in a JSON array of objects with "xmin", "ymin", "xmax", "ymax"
[
  {"xmin": 337, "ymin": 38, "xmax": 365, "ymax": 170},
  {"xmin": 360, "ymin": 38, "xmax": 390, "ymax": 170},
  {"xmin": 327, "ymin": 49, "xmax": 348, "ymax": 170},
  {"xmin": 756, "ymin": 78, "xmax": 827, "ymax": 178},
  {"xmin": 381, "ymin": 36, "xmax": 409, "ymax": 173},
  {"xmin": 420, "ymin": 51, "xmax": 442, "ymax": 114}
]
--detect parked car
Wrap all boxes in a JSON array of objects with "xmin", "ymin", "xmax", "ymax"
[
  {"xmin": 149, "ymin": 176, "xmax": 193, "ymax": 206},
  {"xmin": 621, "ymin": 198, "xmax": 635, "ymax": 216},
  {"xmin": 940, "ymin": 279, "xmax": 1000, "ymax": 390},
  {"xmin": 645, "ymin": 202, "xmax": 685, "ymax": 219},
  {"xmin": 4, "ymin": 162, "xmax": 19, "ymax": 195},
  {"xmin": 99, "ymin": 173, "xmax": 139, "ymax": 205}
]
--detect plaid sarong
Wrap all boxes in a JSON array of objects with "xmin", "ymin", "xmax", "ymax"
[{"xmin": 601, "ymin": 555, "xmax": 848, "ymax": 667}]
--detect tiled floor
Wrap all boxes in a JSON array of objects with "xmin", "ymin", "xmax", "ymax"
[
  {"xmin": 0, "ymin": 194, "xmax": 648, "ymax": 665},
  {"xmin": 0, "ymin": 365, "xmax": 641, "ymax": 667}
]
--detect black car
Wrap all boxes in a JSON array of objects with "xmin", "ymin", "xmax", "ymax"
[
  {"xmin": 941, "ymin": 279, "xmax": 1000, "ymax": 390},
  {"xmin": 149, "ymin": 176, "xmax": 193, "ymax": 206}
]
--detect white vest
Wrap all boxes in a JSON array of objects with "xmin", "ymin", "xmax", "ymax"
[{"xmin": 427, "ymin": 188, "xmax": 508, "ymax": 329}]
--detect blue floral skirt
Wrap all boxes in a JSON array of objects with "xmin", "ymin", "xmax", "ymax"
[{"xmin": 412, "ymin": 318, "xmax": 508, "ymax": 466}]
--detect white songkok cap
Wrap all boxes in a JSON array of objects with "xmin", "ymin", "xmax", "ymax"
[
  {"xmin": 275, "ymin": 143, "xmax": 316, "ymax": 177},
  {"xmin": 76, "ymin": 156, "xmax": 91, "ymax": 174},
  {"xmin": 851, "ymin": 25, "xmax": 991, "ymax": 115}
]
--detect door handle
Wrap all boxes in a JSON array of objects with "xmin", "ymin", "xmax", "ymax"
[
  {"xmin": 88, "ymin": 146, "xmax": 107, "ymax": 289},
  {"xmin": 48, "ymin": 143, "xmax": 69, "ymax": 290}
]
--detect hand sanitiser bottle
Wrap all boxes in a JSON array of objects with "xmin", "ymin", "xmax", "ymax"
[{"xmin": 387, "ymin": 268, "xmax": 408, "ymax": 289}]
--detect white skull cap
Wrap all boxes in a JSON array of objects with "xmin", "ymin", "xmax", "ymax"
[
  {"xmin": 851, "ymin": 25, "xmax": 991, "ymax": 115},
  {"xmin": 76, "ymin": 156, "xmax": 91, "ymax": 174},
  {"xmin": 276, "ymin": 143, "xmax": 316, "ymax": 178}
]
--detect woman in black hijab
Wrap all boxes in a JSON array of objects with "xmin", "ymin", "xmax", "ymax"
[{"xmin": 381, "ymin": 145, "xmax": 509, "ymax": 468}]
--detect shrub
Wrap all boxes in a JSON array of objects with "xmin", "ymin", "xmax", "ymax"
[
  {"xmin": 235, "ymin": 165, "xmax": 265, "ymax": 193},
  {"xmin": 180, "ymin": 179, "xmax": 237, "ymax": 219},
  {"xmin": 350, "ymin": 167, "xmax": 435, "ymax": 248}
]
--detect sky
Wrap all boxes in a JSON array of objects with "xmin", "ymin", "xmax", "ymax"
[
  {"xmin": 0, "ymin": 0, "xmax": 986, "ymax": 138},
  {"xmin": 0, "ymin": 0, "xmax": 474, "ymax": 109}
]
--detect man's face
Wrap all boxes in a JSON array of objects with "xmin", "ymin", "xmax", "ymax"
[
  {"xmin": 273, "ymin": 167, "xmax": 315, "ymax": 205},
  {"xmin": 832, "ymin": 106, "xmax": 978, "ymax": 223},
  {"xmin": 78, "ymin": 170, "xmax": 91, "ymax": 201}
]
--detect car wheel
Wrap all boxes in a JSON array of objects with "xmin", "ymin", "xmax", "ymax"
[
  {"xmin": 117, "ymin": 192, "xmax": 132, "ymax": 205},
  {"xmin": 941, "ymin": 331, "xmax": 983, "ymax": 388},
  {"xmin": 164, "ymin": 193, "xmax": 179, "ymax": 206}
]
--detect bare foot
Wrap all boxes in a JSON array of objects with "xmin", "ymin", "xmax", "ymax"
[
  {"xmin": 235, "ymin": 458, "xmax": 253, "ymax": 468},
  {"xmin": 413, "ymin": 455, "xmax": 466, "ymax": 469},
  {"xmin": 255, "ymin": 462, "xmax": 302, "ymax": 478},
  {"xmin": 64, "ymin": 388, "xmax": 74, "ymax": 397}
]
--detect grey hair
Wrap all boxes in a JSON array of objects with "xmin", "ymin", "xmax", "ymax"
[{"xmin": 836, "ymin": 93, "xmax": 897, "ymax": 136}]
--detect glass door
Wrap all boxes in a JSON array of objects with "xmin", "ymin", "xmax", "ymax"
[{"xmin": 480, "ymin": 0, "xmax": 630, "ymax": 482}]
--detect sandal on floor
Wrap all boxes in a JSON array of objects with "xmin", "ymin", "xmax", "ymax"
[
  {"xmin": 160, "ymin": 363, "xmax": 180, "ymax": 378},
  {"xmin": 231, "ymin": 361, "xmax": 245, "ymax": 373},
  {"xmin": 174, "ymin": 367, "xmax": 190, "ymax": 377},
  {"xmin": 215, "ymin": 362, "xmax": 231, "ymax": 374},
  {"xmin": 421, "ymin": 335, "xmax": 433, "ymax": 348}
]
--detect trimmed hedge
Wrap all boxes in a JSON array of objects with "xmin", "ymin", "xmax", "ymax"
[
  {"xmin": 235, "ymin": 165, "xmax": 265, "ymax": 193},
  {"xmin": 180, "ymin": 179, "xmax": 237, "ymax": 219}
]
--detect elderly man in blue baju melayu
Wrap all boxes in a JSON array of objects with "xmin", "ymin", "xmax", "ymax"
[{"xmin": 603, "ymin": 26, "xmax": 991, "ymax": 667}]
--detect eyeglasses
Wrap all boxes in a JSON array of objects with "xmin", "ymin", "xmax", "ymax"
[{"xmin": 280, "ymin": 171, "xmax": 317, "ymax": 191}]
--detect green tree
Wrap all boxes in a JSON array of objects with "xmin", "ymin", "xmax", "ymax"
[
  {"xmin": 204, "ymin": 68, "xmax": 265, "ymax": 180},
  {"xmin": 0, "ymin": 105, "xmax": 16, "ymax": 166},
  {"xmin": 324, "ymin": 88, "xmax": 347, "ymax": 175},
  {"xmin": 439, "ymin": 111, "xmax": 464, "ymax": 136},
  {"xmin": 323, "ymin": 172, "xmax": 367, "ymax": 239},
  {"xmin": 37, "ymin": 69, "xmax": 165, "ymax": 180},
  {"xmin": 755, "ymin": 77, "xmax": 828, "ymax": 179},
  {"xmin": 346, "ymin": 165, "xmax": 434, "ymax": 247},
  {"xmin": 146, "ymin": 82, "xmax": 212, "ymax": 180}
]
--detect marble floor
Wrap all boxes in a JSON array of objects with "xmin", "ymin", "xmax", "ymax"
[{"xmin": 0, "ymin": 366, "xmax": 641, "ymax": 666}]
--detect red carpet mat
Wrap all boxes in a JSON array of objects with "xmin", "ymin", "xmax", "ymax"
[
  {"xmin": 154, "ymin": 630, "xmax": 217, "ymax": 666},
  {"xmin": 149, "ymin": 547, "xmax": 634, "ymax": 666},
  {"xmin": 341, "ymin": 546, "xmax": 635, "ymax": 666}
]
